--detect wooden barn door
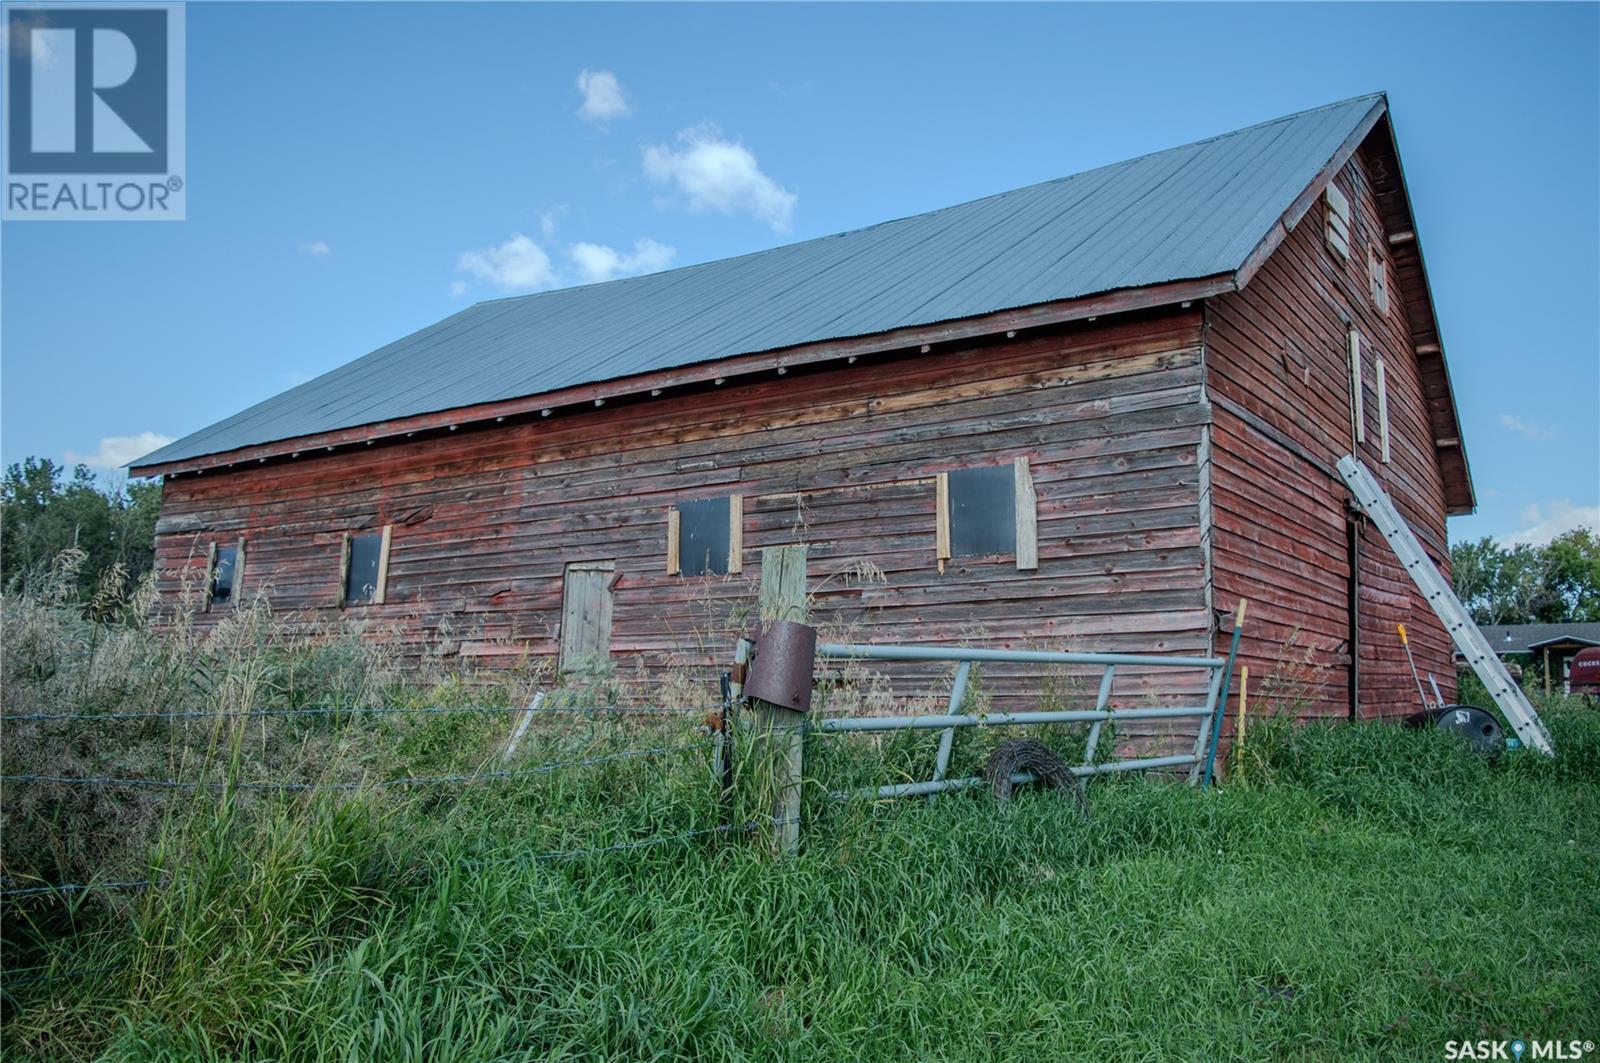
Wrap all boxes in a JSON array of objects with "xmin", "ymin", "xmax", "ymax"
[{"xmin": 560, "ymin": 560, "xmax": 615, "ymax": 674}]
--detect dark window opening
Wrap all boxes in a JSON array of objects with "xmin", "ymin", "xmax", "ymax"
[
  {"xmin": 678, "ymin": 497, "xmax": 731, "ymax": 576},
  {"xmin": 949, "ymin": 465, "xmax": 1015, "ymax": 557},
  {"xmin": 210, "ymin": 546, "xmax": 238, "ymax": 607},
  {"xmin": 344, "ymin": 533, "xmax": 384, "ymax": 604},
  {"xmin": 1368, "ymin": 245, "xmax": 1389, "ymax": 313}
]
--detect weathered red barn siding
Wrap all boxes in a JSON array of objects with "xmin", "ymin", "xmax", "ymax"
[
  {"xmin": 1203, "ymin": 141, "xmax": 1456, "ymax": 723},
  {"xmin": 153, "ymin": 310, "xmax": 1215, "ymax": 736},
  {"xmin": 151, "ymin": 147, "xmax": 1466, "ymax": 744}
]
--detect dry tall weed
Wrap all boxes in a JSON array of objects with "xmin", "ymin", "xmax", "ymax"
[{"xmin": 0, "ymin": 552, "xmax": 531, "ymax": 892}]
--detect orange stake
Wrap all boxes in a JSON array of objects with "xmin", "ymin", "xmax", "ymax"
[{"xmin": 1398, "ymin": 623, "xmax": 1429, "ymax": 710}]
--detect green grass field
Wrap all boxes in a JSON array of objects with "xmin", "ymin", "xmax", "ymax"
[{"xmin": 3, "ymin": 699, "xmax": 1597, "ymax": 1061}]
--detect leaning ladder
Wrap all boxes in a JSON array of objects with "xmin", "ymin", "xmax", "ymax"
[{"xmin": 1336, "ymin": 455, "xmax": 1554, "ymax": 755}]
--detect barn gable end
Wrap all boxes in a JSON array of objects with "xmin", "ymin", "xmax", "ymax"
[{"xmin": 1204, "ymin": 121, "xmax": 1460, "ymax": 722}]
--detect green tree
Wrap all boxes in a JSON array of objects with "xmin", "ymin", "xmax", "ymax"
[
  {"xmin": 1449, "ymin": 537, "xmax": 1502, "ymax": 621},
  {"xmin": 1450, "ymin": 529, "xmax": 1600, "ymax": 625},
  {"xmin": 0, "ymin": 458, "xmax": 162, "ymax": 598},
  {"xmin": 1543, "ymin": 529, "xmax": 1600, "ymax": 622}
]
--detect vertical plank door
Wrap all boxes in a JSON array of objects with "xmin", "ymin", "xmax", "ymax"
[{"xmin": 560, "ymin": 560, "xmax": 617, "ymax": 674}]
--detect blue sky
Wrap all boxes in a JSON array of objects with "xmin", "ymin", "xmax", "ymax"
[{"xmin": 2, "ymin": 1, "xmax": 1596, "ymax": 546}]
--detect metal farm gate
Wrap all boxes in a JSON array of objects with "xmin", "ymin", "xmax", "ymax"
[{"xmin": 811, "ymin": 636, "xmax": 1241, "ymax": 799}]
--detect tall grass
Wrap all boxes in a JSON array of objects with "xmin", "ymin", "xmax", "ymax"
[
  {"xmin": 6, "ymin": 708, "xmax": 1596, "ymax": 1060},
  {"xmin": 3, "ymin": 559, "xmax": 1597, "ymax": 1059}
]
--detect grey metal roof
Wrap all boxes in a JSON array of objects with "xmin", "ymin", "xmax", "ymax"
[
  {"xmin": 1477, "ymin": 624, "xmax": 1600, "ymax": 655},
  {"xmin": 136, "ymin": 94, "xmax": 1385, "ymax": 471}
]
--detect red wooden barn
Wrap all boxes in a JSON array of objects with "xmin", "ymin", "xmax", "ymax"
[{"xmin": 133, "ymin": 93, "xmax": 1474, "ymax": 736}]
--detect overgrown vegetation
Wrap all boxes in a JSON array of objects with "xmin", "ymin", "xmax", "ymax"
[
  {"xmin": 2, "ymin": 558, "xmax": 1597, "ymax": 1060},
  {"xmin": 1, "ymin": 459, "xmax": 161, "ymax": 599}
]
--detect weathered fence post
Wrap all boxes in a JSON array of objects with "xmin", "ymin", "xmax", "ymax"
[
  {"xmin": 746, "ymin": 545, "xmax": 811, "ymax": 854},
  {"xmin": 502, "ymin": 691, "xmax": 544, "ymax": 763},
  {"xmin": 758, "ymin": 544, "xmax": 808, "ymax": 625}
]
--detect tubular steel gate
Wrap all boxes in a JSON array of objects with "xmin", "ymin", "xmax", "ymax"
[
  {"xmin": 806, "ymin": 604, "xmax": 1246, "ymax": 801},
  {"xmin": 816, "ymin": 646, "xmax": 1226, "ymax": 798}
]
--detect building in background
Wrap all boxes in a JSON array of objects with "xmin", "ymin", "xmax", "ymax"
[{"xmin": 1472, "ymin": 624, "xmax": 1600, "ymax": 695}]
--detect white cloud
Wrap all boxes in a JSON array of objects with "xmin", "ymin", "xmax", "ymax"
[
  {"xmin": 643, "ymin": 124, "xmax": 796, "ymax": 231},
  {"xmin": 456, "ymin": 233, "xmax": 560, "ymax": 292},
  {"xmin": 568, "ymin": 238, "xmax": 676, "ymax": 284},
  {"xmin": 1497, "ymin": 500, "xmax": 1600, "ymax": 548},
  {"xmin": 65, "ymin": 432, "xmax": 175, "ymax": 470},
  {"xmin": 10, "ymin": 17, "xmax": 55, "ymax": 65},
  {"xmin": 29, "ymin": 28, "xmax": 55, "ymax": 66},
  {"xmin": 1499, "ymin": 413, "xmax": 1555, "ymax": 442},
  {"xmin": 537, "ymin": 207, "xmax": 566, "ymax": 242},
  {"xmin": 576, "ymin": 69, "xmax": 632, "ymax": 125},
  {"xmin": 455, "ymin": 231, "xmax": 674, "ymax": 294},
  {"xmin": 299, "ymin": 240, "xmax": 332, "ymax": 258}
]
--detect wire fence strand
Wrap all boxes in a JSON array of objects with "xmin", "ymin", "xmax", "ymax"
[
  {"xmin": 0, "ymin": 738, "xmax": 730, "ymax": 899},
  {"xmin": 462, "ymin": 817, "xmax": 777, "ymax": 870},
  {"xmin": 2, "ymin": 704, "xmax": 710, "ymax": 723},
  {"xmin": 2, "ymin": 816, "xmax": 790, "ymax": 907},
  {"xmin": 0, "ymin": 738, "xmax": 710, "ymax": 795},
  {"xmin": 1, "ymin": 817, "xmax": 789, "ymax": 990},
  {"xmin": 0, "ymin": 877, "xmax": 162, "ymax": 899},
  {"xmin": 2, "ymin": 964, "xmax": 128, "ymax": 990},
  {"xmin": 2, "ymin": 686, "xmax": 756, "ymax": 990}
]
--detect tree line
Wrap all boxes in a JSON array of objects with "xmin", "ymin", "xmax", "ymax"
[
  {"xmin": 1, "ymin": 458, "xmax": 162, "ymax": 598},
  {"xmin": 1449, "ymin": 530, "xmax": 1600, "ymax": 627}
]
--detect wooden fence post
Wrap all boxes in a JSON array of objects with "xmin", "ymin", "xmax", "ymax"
[
  {"xmin": 751, "ymin": 545, "xmax": 808, "ymax": 854},
  {"xmin": 502, "ymin": 691, "xmax": 544, "ymax": 763},
  {"xmin": 758, "ymin": 545, "xmax": 808, "ymax": 624}
]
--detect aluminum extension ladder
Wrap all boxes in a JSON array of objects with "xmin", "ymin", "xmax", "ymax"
[{"xmin": 1336, "ymin": 455, "xmax": 1554, "ymax": 755}]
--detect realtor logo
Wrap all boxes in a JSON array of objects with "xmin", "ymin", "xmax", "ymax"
[{"xmin": 4, "ymin": 2, "xmax": 185, "ymax": 219}]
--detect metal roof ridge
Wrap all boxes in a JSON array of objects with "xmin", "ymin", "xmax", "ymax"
[{"xmin": 467, "ymin": 93, "xmax": 1390, "ymax": 312}]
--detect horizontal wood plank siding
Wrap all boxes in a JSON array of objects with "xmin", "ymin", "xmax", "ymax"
[
  {"xmin": 1205, "ymin": 142, "xmax": 1456, "ymax": 724},
  {"xmin": 153, "ymin": 310, "xmax": 1213, "ymax": 745}
]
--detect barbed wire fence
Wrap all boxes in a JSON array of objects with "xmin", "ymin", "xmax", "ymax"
[
  {"xmin": 1, "ymin": 695, "xmax": 785, "ymax": 992},
  {"xmin": 3, "ymin": 704, "xmax": 710, "ymax": 723},
  {"xmin": 1, "ymin": 814, "xmax": 799, "ymax": 990},
  {"xmin": 0, "ymin": 739, "xmax": 711, "ymax": 795}
]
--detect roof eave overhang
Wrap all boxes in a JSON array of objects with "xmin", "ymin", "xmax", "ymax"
[
  {"xmin": 1235, "ymin": 94, "xmax": 1472, "ymax": 515},
  {"xmin": 1371, "ymin": 109, "xmax": 1477, "ymax": 515},
  {"xmin": 1527, "ymin": 637, "xmax": 1600, "ymax": 651},
  {"xmin": 1235, "ymin": 94, "xmax": 1474, "ymax": 516},
  {"xmin": 130, "ymin": 272, "xmax": 1231, "ymax": 479}
]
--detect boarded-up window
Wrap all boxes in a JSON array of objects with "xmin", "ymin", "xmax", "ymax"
[
  {"xmin": 948, "ymin": 465, "xmax": 1015, "ymax": 557},
  {"xmin": 207, "ymin": 543, "xmax": 240, "ymax": 609},
  {"xmin": 1368, "ymin": 245, "xmax": 1389, "ymax": 313},
  {"xmin": 341, "ymin": 526, "xmax": 392, "ymax": 605},
  {"xmin": 673, "ymin": 496, "xmax": 739, "ymax": 577},
  {"xmin": 560, "ymin": 561, "xmax": 615, "ymax": 673},
  {"xmin": 1375, "ymin": 356, "xmax": 1392, "ymax": 464},
  {"xmin": 1348, "ymin": 328, "xmax": 1366, "ymax": 446},
  {"xmin": 935, "ymin": 461, "xmax": 1037, "ymax": 570},
  {"xmin": 1325, "ymin": 184, "xmax": 1351, "ymax": 260}
]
